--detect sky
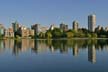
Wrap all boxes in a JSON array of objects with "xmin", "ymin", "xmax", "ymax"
[{"xmin": 0, "ymin": 0, "xmax": 108, "ymax": 28}]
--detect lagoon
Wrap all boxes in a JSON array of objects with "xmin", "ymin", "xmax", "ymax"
[{"xmin": 0, "ymin": 39, "xmax": 108, "ymax": 72}]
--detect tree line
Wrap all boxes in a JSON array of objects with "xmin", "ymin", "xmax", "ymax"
[{"xmin": 37, "ymin": 27, "xmax": 108, "ymax": 39}]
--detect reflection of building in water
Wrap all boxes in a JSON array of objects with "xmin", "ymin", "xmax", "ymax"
[
  {"xmin": 13, "ymin": 40, "xmax": 22, "ymax": 56},
  {"xmin": 21, "ymin": 39, "xmax": 30, "ymax": 51},
  {"xmin": 3, "ymin": 39, "xmax": 14, "ymax": 49},
  {"xmin": 32, "ymin": 40, "xmax": 38, "ymax": 53},
  {"xmin": 13, "ymin": 39, "xmax": 35, "ymax": 56},
  {"xmin": 73, "ymin": 44, "xmax": 79, "ymax": 56},
  {"xmin": 32, "ymin": 40, "xmax": 49, "ymax": 53},
  {"xmin": 60, "ymin": 42, "xmax": 68, "ymax": 54},
  {"xmin": 88, "ymin": 45, "xmax": 96, "ymax": 63},
  {"xmin": 29, "ymin": 39, "xmax": 34, "ymax": 49},
  {"xmin": 49, "ymin": 46, "xmax": 55, "ymax": 53},
  {"xmin": 46, "ymin": 39, "xmax": 55, "ymax": 53},
  {"xmin": 9, "ymin": 39, "xmax": 14, "ymax": 48},
  {"xmin": 4, "ymin": 39, "xmax": 9, "ymax": 48}
]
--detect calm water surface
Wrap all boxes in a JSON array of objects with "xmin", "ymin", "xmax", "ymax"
[{"xmin": 0, "ymin": 39, "xmax": 108, "ymax": 72}]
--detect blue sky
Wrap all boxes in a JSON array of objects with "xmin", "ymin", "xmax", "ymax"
[{"xmin": 0, "ymin": 0, "xmax": 108, "ymax": 28}]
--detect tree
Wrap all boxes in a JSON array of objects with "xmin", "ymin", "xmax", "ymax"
[
  {"xmin": 74, "ymin": 32, "xmax": 85, "ymax": 38},
  {"xmin": 66, "ymin": 32, "xmax": 74, "ymax": 38},
  {"xmin": 91, "ymin": 33, "xmax": 97, "ymax": 38},
  {"xmin": 95, "ymin": 27, "xmax": 107, "ymax": 38},
  {"xmin": 52, "ymin": 28, "xmax": 63, "ymax": 38},
  {"xmin": 86, "ymin": 33, "xmax": 92, "ymax": 38},
  {"xmin": 45, "ymin": 31, "xmax": 52, "ymax": 39},
  {"xmin": 38, "ymin": 32, "xmax": 45, "ymax": 38}
]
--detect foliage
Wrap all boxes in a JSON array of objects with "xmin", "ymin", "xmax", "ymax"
[
  {"xmin": 86, "ymin": 33, "xmax": 92, "ymax": 38},
  {"xmin": 66, "ymin": 32, "xmax": 74, "ymax": 38},
  {"xmin": 36, "ymin": 27, "xmax": 108, "ymax": 39},
  {"xmin": 45, "ymin": 31, "xmax": 52, "ymax": 39},
  {"xmin": 38, "ymin": 32, "xmax": 45, "ymax": 38},
  {"xmin": 52, "ymin": 28, "xmax": 63, "ymax": 38},
  {"xmin": 91, "ymin": 33, "xmax": 97, "ymax": 38}
]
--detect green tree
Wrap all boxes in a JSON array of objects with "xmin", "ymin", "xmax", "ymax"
[
  {"xmin": 66, "ymin": 32, "xmax": 74, "ymax": 38},
  {"xmin": 38, "ymin": 32, "xmax": 45, "ymax": 38},
  {"xmin": 74, "ymin": 32, "xmax": 85, "ymax": 38},
  {"xmin": 86, "ymin": 33, "xmax": 92, "ymax": 38},
  {"xmin": 52, "ymin": 28, "xmax": 63, "ymax": 38},
  {"xmin": 91, "ymin": 33, "xmax": 97, "ymax": 38},
  {"xmin": 45, "ymin": 31, "xmax": 52, "ymax": 39}
]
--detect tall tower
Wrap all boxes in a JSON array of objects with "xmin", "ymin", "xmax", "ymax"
[
  {"xmin": 73, "ymin": 20, "xmax": 79, "ymax": 32},
  {"xmin": 60, "ymin": 23, "xmax": 68, "ymax": 31},
  {"xmin": 88, "ymin": 14, "xmax": 96, "ymax": 32},
  {"xmin": 12, "ymin": 21, "xmax": 19, "ymax": 32},
  {"xmin": 31, "ymin": 24, "xmax": 40, "ymax": 35}
]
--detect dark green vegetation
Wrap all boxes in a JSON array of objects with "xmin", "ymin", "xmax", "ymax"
[{"xmin": 37, "ymin": 28, "xmax": 108, "ymax": 39}]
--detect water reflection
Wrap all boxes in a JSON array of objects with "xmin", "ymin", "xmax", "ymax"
[
  {"xmin": 88, "ymin": 44, "xmax": 96, "ymax": 63},
  {"xmin": 1, "ymin": 39, "xmax": 108, "ymax": 64}
]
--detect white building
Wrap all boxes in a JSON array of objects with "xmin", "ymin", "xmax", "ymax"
[
  {"xmin": 88, "ymin": 14, "xmax": 96, "ymax": 32},
  {"xmin": 73, "ymin": 20, "xmax": 79, "ymax": 32}
]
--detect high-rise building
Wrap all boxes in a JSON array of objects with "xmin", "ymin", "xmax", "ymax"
[
  {"xmin": 60, "ymin": 23, "xmax": 68, "ymax": 31},
  {"xmin": 0, "ymin": 24, "xmax": 5, "ymax": 35},
  {"xmin": 29, "ymin": 29, "xmax": 35, "ymax": 36},
  {"xmin": 31, "ymin": 24, "xmax": 40, "ymax": 35},
  {"xmin": 12, "ymin": 21, "xmax": 20, "ymax": 32},
  {"xmin": 73, "ymin": 20, "xmax": 79, "ymax": 32},
  {"xmin": 88, "ymin": 14, "xmax": 96, "ymax": 32},
  {"xmin": 17, "ymin": 26, "xmax": 30, "ymax": 37},
  {"xmin": 4, "ymin": 28, "xmax": 14, "ymax": 37},
  {"xmin": 8, "ymin": 28, "xmax": 14, "ymax": 37}
]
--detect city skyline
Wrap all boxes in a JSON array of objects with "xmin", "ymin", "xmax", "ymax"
[
  {"xmin": 0, "ymin": 14, "xmax": 107, "ymax": 30},
  {"xmin": 0, "ymin": 0, "xmax": 108, "ymax": 28}
]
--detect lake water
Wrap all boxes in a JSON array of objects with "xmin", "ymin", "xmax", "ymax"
[{"xmin": 0, "ymin": 39, "xmax": 108, "ymax": 72}]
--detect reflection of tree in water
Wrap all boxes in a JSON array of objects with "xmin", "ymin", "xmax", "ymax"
[
  {"xmin": 32, "ymin": 39, "xmax": 49, "ymax": 54},
  {"xmin": 45, "ymin": 39, "xmax": 108, "ymax": 53},
  {"xmin": 31, "ymin": 40, "xmax": 38, "ymax": 53},
  {"xmin": 45, "ymin": 39, "xmax": 108, "ymax": 63},
  {"xmin": 0, "ymin": 40, "xmax": 4, "ymax": 53},
  {"xmin": 1, "ymin": 39, "xmax": 108, "ymax": 57},
  {"xmin": 13, "ymin": 40, "xmax": 22, "ymax": 56},
  {"xmin": 52, "ymin": 40, "xmax": 68, "ymax": 53},
  {"xmin": 96, "ymin": 39, "xmax": 108, "ymax": 51},
  {"xmin": 13, "ymin": 39, "xmax": 34, "ymax": 56}
]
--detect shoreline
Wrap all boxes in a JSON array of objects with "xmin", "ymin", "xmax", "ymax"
[{"xmin": 1, "ymin": 37, "xmax": 108, "ymax": 40}]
